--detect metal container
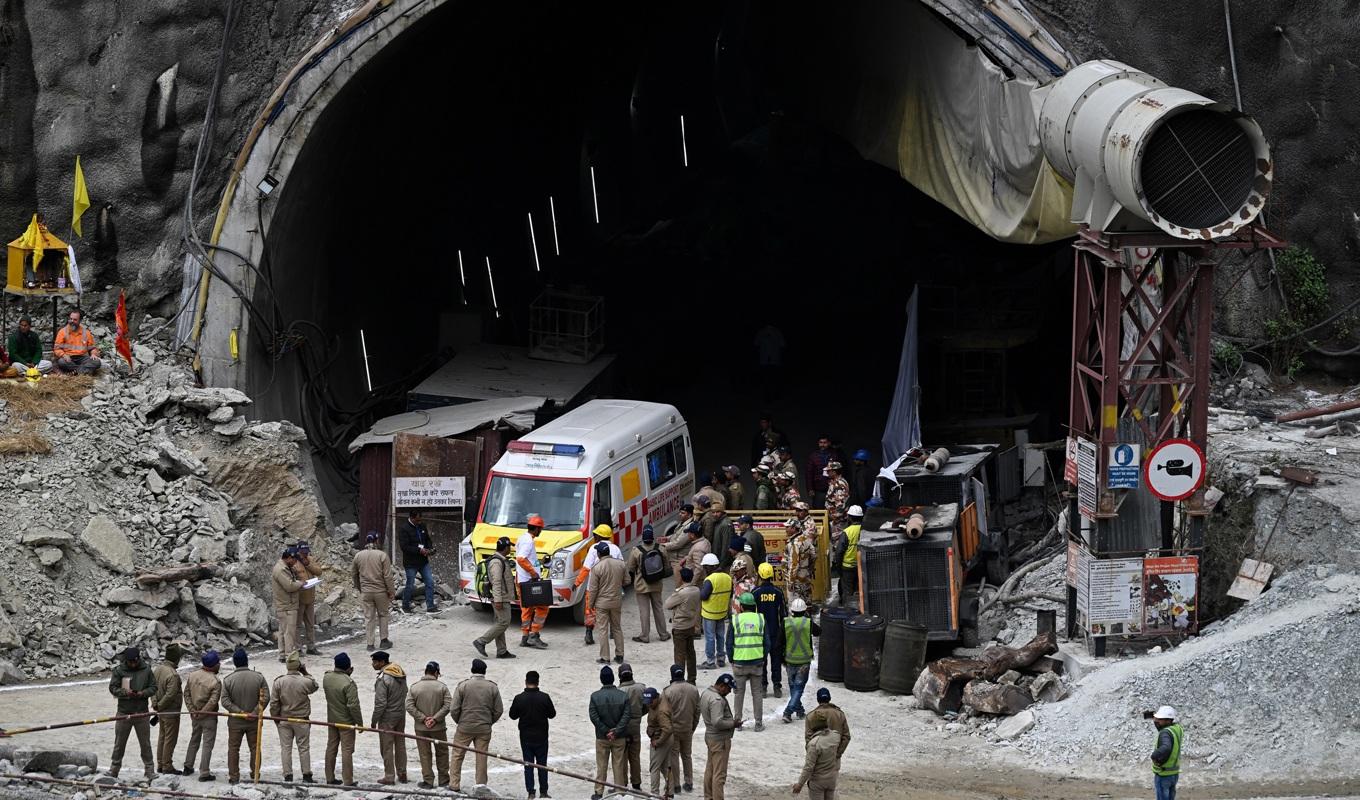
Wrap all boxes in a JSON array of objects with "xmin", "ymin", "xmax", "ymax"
[
  {"xmin": 880, "ymin": 620, "xmax": 929, "ymax": 694},
  {"xmin": 843, "ymin": 614, "xmax": 887, "ymax": 692},
  {"xmin": 817, "ymin": 607, "xmax": 856, "ymax": 682}
]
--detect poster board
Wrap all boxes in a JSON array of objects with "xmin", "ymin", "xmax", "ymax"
[
  {"xmin": 1075, "ymin": 437, "xmax": 1099, "ymax": 519},
  {"xmin": 1086, "ymin": 557, "xmax": 1144, "ymax": 635},
  {"xmin": 1143, "ymin": 556, "xmax": 1199, "ymax": 633}
]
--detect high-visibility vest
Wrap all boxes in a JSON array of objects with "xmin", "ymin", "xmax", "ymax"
[
  {"xmin": 731, "ymin": 611, "xmax": 765, "ymax": 663},
  {"xmin": 55, "ymin": 325, "xmax": 95, "ymax": 357},
  {"xmin": 1152, "ymin": 724, "xmax": 1183, "ymax": 776},
  {"xmin": 701, "ymin": 572, "xmax": 733, "ymax": 621},
  {"xmin": 783, "ymin": 616, "xmax": 813, "ymax": 665},
  {"xmin": 840, "ymin": 524, "xmax": 862, "ymax": 569}
]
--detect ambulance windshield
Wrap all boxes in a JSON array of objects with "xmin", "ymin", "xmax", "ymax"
[{"xmin": 481, "ymin": 475, "xmax": 587, "ymax": 530}]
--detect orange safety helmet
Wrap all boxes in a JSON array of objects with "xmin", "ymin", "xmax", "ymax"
[{"xmin": 527, "ymin": 515, "xmax": 545, "ymax": 528}]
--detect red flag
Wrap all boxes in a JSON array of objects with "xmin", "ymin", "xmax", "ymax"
[{"xmin": 115, "ymin": 290, "xmax": 133, "ymax": 369}]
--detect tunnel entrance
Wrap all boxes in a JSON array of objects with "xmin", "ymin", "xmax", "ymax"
[{"xmin": 255, "ymin": 0, "xmax": 1072, "ymax": 484}]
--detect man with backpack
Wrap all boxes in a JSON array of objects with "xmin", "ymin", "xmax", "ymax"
[
  {"xmin": 473, "ymin": 537, "xmax": 517, "ymax": 660},
  {"xmin": 627, "ymin": 526, "xmax": 672, "ymax": 644}
]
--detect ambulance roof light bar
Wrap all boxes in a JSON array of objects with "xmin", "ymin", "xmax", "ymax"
[{"xmin": 507, "ymin": 441, "xmax": 586, "ymax": 456}]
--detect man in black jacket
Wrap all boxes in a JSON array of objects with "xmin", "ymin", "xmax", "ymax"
[
  {"xmin": 588, "ymin": 666, "xmax": 630, "ymax": 800},
  {"xmin": 509, "ymin": 670, "xmax": 556, "ymax": 799},
  {"xmin": 398, "ymin": 509, "xmax": 436, "ymax": 613}
]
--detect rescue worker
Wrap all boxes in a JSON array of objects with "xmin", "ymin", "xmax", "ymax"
[
  {"xmin": 628, "ymin": 526, "xmax": 671, "ymax": 643},
  {"xmin": 698, "ymin": 554, "xmax": 732, "ymax": 670},
  {"xmin": 721, "ymin": 465, "xmax": 744, "ymax": 509},
  {"xmin": 294, "ymin": 541, "xmax": 324, "ymax": 655},
  {"xmin": 792, "ymin": 715, "xmax": 842, "ymax": 799},
  {"xmin": 619, "ymin": 663, "xmax": 647, "ymax": 791},
  {"xmin": 823, "ymin": 462, "xmax": 850, "ymax": 533},
  {"xmin": 663, "ymin": 664, "xmax": 701, "ymax": 793},
  {"xmin": 221, "ymin": 647, "xmax": 269, "ymax": 784},
  {"xmin": 664, "ymin": 503, "xmax": 696, "ymax": 543},
  {"xmin": 322, "ymin": 653, "xmax": 362, "ymax": 787},
  {"xmin": 682, "ymin": 523, "xmax": 711, "ymax": 584},
  {"xmin": 517, "ymin": 516, "xmax": 550, "ymax": 650},
  {"xmin": 588, "ymin": 665, "xmax": 631, "ymax": 800},
  {"xmin": 665, "ymin": 567, "xmax": 703, "ymax": 683},
  {"xmin": 730, "ymin": 593, "xmax": 766, "ymax": 731},
  {"xmin": 785, "ymin": 519, "xmax": 817, "ymax": 606},
  {"xmin": 792, "ymin": 501, "xmax": 818, "ymax": 541},
  {"xmin": 272, "ymin": 547, "xmax": 306, "ymax": 661},
  {"xmin": 644, "ymin": 687, "xmax": 676, "ymax": 799},
  {"xmin": 352, "ymin": 532, "xmax": 395, "ymax": 651},
  {"xmin": 449, "ymin": 658, "xmax": 503, "ymax": 793},
  {"xmin": 754, "ymin": 563, "xmax": 786, "ymax": 698},
  {"xmin": 836, "ymin": 506, "xmax": 864, "ymax": 607},
  {"xmin": 574, "ymin": 525, "xmax": 622, "ymax": 646},
  {"xmin": 773, "ymin": 445, "xmax": 799, "ymax": 485},
  {"xmin": 371, "ymin": 651, "xmax": 409, "ymax": 785},
  {"xmin": 774, "ymin": 473, "xmax": 802, "ymax": 510},
  {"xmin": 107, "ymin": 646, "xmax": 156, "ymax": 782},
  {"xmin": 182, "ymin": 650, "xmax": 221, "ymax": 782},
  {"xmin": 53, "ymin": 308, "xmax": 102, "ymax": 374},
  {"xmin": 151, "ymin": 643, "xmax": 184, "ymax": 775},
  {"xmin": 849, "ymin": 449, "xmax": 875, "ymax": 508},
  {"xmin": 738, "ymin": 515, "xmax": 767, "ymax": 566},
  {"xmin": 781, "ymin": 599, "xmax": 821, "ymax": 723},
  {"xmin": 804, "ymin": 688, "xmax": 851, "ymax": 761},
  {"xmin": 662, "ymin": 506, "xmax": 697, "ymax": 574},
  {"xmin": 693, "ymin": 494, "xmax": 718, "ymax": 542},
  {"xmin": 398, "ymin": 508, "xmax": 437, "ymax": 613},
  {"xmin": 751, "ymin": 464, "xmax": 777, "ymax": 510},
  {"xmin": 696, "ymin": 475, "xmax": 726, "ymax": 512},
  {"xmin": 270, "ymin": 651, "xmax": 319, "ymax": 783},
  {"xmin": 406, "ymin": 660, "xmax": 453, "ymax": 789},
  {"xmin": 709, "ymin": 507, "xmax": 735, "ymax": 569},
  {"xmin": 509, "ymin": 670, "xmax": 556, "ymax": 800},
  {"xmin": 1150, "ymin": 705, "xmax": 1184, "ymax": 800},
  {"xmin": 588, "ymin": 540, "xmax": 629, "ymax": 664},
  {"xmin": 700, "ymin": 674, "xmax": 741, "ymax": 800},
  {"xmin": 474, "ymin": 536, "xmax": 517, "ymax": 659}
]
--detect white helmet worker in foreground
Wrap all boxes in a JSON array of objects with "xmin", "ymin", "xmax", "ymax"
[
  {"xmin": 1150, "ymin": 705, "xmax": 1184, "ymax": 800},
  {"xmin": 699, "ymin": 552, "xmax": 731, "ymax": 670}
]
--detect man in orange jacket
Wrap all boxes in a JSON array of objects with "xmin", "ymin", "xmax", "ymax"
[{"xmin": 54, "ymin": 309, "xmax": 102, "ymax": 374}]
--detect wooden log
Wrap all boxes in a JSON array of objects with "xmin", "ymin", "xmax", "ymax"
[
  {"xmin": 134, "ymin": 563, "xmax": 216, "ymax": 586},
  {"xmin": 962, "ymin": 679, "xmax": 1034, "ymax": 715},
  {"xmin": 913, "ymin": 632, "xmax": 1059, "ymax": 714}
]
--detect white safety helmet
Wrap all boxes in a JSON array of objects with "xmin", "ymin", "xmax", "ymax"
[
  {"xmin": 701, "ymin": 553, "xmax": 720, "ymax": 567},
  {"xmin": 789, "ymin": 598, "xmax": 808, "ymax": 613},
  {"xmin": 1153, "ymin": 706, "xmax": 1177, "ymax": 720},
  {"xmin": 847, "ymin": 505, "xmax": 864, "ymax": 518}
]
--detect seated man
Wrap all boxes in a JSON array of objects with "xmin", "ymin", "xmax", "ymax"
[
  {"xmin": 8, "ymin": 316, "xmax": 53, "ymax": 375},
  {"xmin": 53, "ymin": 309, "xmax": 101, "ymax": 374}
]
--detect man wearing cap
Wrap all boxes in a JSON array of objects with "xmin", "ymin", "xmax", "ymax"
[
  {"xmin": 682, "ymin": 523, "xmax": 711, "ymax": 584},
  {"xmin": 726, "ymin": 535, "xmax": 753, "ymax": 579},
  {"xmin": 774, "ymin": 473, "xmax": 802, "ymax": 510},
  {"xmin": 730, "ymin": 593, "xmax": 767, "ymax": 731},
  {"xmin": 781, "ymin": 599, "xmax": 820, "ymax": 723},
  {"xmin": 449, "ymin": 658, "xmax": 503, "ymax": 793},
  {"xmin": 151, "ymin": 643, "xmax": 184, "ymax": 775},
  {"xmin": 294, "ymin": 541, "xmax": 324, "ymax": 655},
  {"xmin": 474, "ymin": 536, "xmax": 517, "ymax": 659},
  {"xmin": 836, "ymin": 506, "xmax": 865, "ymax": 607},
  {"xmin": 696, "ymin": 475, "xmax": 726, "ymax": 513},
  {"xmin": 804, "ymin": 689, "xmax": 851, "ymax": 761},
  {"xmin": 619, "ymin": 663, "xmax": 647, "ymax": 791},
  {"xmin": 182, "ymin": 650, "xmax": 222, "ymax": 781},
  {"xmin": 352, "ymin": 532, "xmax": 395, "ymax": 651},
  {"xmin": 626, "ymin": 526, "xmax": 670, "ymax": 644},
  {"xmin": 754, "ymin": 563, "xmax": 786, "ymax": 698},
  {"xmin": 700, "ymin": 674, "xmax": 741, "ymax": 800},
  {"xmin": 322, "ymin": 653, "xmax": 362, "ymax": 786},
  {"xmin": 721, "ymin": 466, "xmax": 744, "ymax": 509},
  {"xmin": 588, "ymin": 540, "xmax": 629, "ymax": 664},
  {"xmin": 517, "ymin": 516, "xmax": 550, "ymax": 650},
  {"xmin": 108, "ymin": 646, "xmax": 156, "ymax": 782},
  {"xmin": 661, "ymin": 509, "xmax": 697, "ymax": 575},
  {"xmin": 398, "ymin": 508, "xmax": 438, "ymax": 613},
  {"xmin": 371, "ymin": 651, "xmax": 409, "ymax": 784},
  {"xmin": 774, "ymin": 445, "xmax": 799, "ymax": 484},
  {"xmin": 751, "ymin": 464, "xmax": 776, "ymax": 510},
  {"xmin": 792, "ymin": 715, "xmax": 842, "ymax": 799},
  {"xmin": 643, "ymin": 687, "xmax": 676, "ymax": 799},
  {"xmin": 509, "ymin": 670, "xmax": 556, "ymax": 799},
  {"xmin": 849, "ymin": 449, "xmax": 875, "ymax": 508},
  {"xmin": 406, "ymin": 661, "xmax": 453, "ymax": 789},
  {"xmin": 1150, "ymin": 705, "xmax": 1184, "ymax": 800},
  {"xmin": 271, "ymin": 651, "xmax": 319, "ymax": 783},
  {"xmin": 665, "ymin": 568, "xmax": 702, "ymax": 683},
  {"xmin": 574, "ymin": 525, "xmax": 622, "ymax": 646},
  {"xmin": 588, "ymin": 665, "xmax": 631, "ymax": 800},
  {"xmin": 272, "ymin": 548, "xmax": 307, "ymax": 661},
  {"xmin": 708, "ymin": 505, "xmax": 734, "ymax": 569},
  {"xmin": 663, "ymin": 664, "xmax": 701, "ymax": 792},
  {"xmin": 737, "ymin": 515, "xmax": 766, "ymax": 567},
  {"xmin": 698, "ymin": 554, "xmax": 732, "ymax": 670},
  {"xmin": 663, "ymin": 503, "xmax": 695, "ymax": 546},
  {"xmin": 785, "ymin": 519, "xmax": 817, "ymax": 606},
  {"xmin": 221, "ymin": 648, "xmax": 269, "ymax": 784},
  {"xmin": 823, "ymin": 462, "xmax": 850, "ymax": 532}
]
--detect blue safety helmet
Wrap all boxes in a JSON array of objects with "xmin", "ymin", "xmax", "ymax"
[{"xmin": 854, "ymin": 449, "xmax": 871, "ymax": 462}]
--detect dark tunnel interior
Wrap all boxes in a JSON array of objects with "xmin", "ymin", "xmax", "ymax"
[{"xmin": 256, "ymin": 0, "xmax": 1074, "ymax": 486}]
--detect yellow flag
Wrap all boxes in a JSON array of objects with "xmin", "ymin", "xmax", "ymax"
[
  {"xmin": 72, "ymin": 156, "xmax": 90, "ymax": 237},
  {"xmin": 20, "ymin": 214, "xmax": 43, "ymax": 270}
]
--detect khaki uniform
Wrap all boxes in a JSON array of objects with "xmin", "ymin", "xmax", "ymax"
[
  {"xmin": 449, "ymin": 674, "xmax": 503, "ymax": 791},
  {"xmin": 626, "ymin": 543, "xmax": 669, "ymax": 640},
  {"xmin": 182, "ymin": 667, "xmax": 221, "ymax": 777},
  {"xmin": 798, "ymin": 729, "xmax": 843, "ymax": 799},
  {"xmin": 663, "ymin": 680, "xmax": 701, "ymax": 789},
  {"xmin": 270, "ymin": 667, "xmax": 319, "ymax": 778},
  {"xmin": 665, "ymin": 584, "xmax": 702, "ymax": 683},
  {"xmin": 804, "ymin": 703, "xmax": 851, "ymax": 758},
  {"xmin": 684, "ymin": 538, "xmax": 712, "ymax": 584},
  {"xmin": 295, "ymin": 554, "xmax": 324, "ymax": 649},
  {"xmin": 646, "ymin": 693, "xmax": 677, "ymax": 796},
  {"xmin": 621, "ymin": 679, "xmax": 647, "ymax": 787},
  {"xmin": 151, "ymin": 659, "xmax": 183, "ymax": 772},
  {"xmin": 406, "ymin": 675, "xmax": 454, "ymax": 786},
  {"xmin": 725, "ymin": 481, "xmax": 744, "ymax": 511},
  {"xmin": 698, "ymin": 486, "xmax": 726, "ymax": 512},
  {"xmin": 108, "ymin": 661, "xmax": 155, "ymax": 780},
  {"xmin": 588, "ymin": 555, "xmax": 628, "ymax": 662},
  {"xmin": 352, "ymin": 546, "xmax": 394, "ymax": 646},
  {"xmin": 271, "ymin": 559, "xmax": 305, "ymax": 658},
  {"xmin": 824, "ymin": 477, "xmax": 850, "ymax": 530},
  {"xmin": 221, "ymin": 667, "xmax": 269, "ymax": 782},
  {"xmin": 372, "ymin": 664, "xmax": 409, "ymax": 782},
  {"xmin": 662, "ymin": 524, "xmax": 695, "ymax": 573},
  {"xmin": 700, "ymin": 687, "xmax": 737, "ymax": 800},
  {"xmin": 477, "ymin": 553, "xmax": 516, "ymax": 655},
  {"xmin": 322, "ymin": 669, "xmax": 362, "ymax": 785}
]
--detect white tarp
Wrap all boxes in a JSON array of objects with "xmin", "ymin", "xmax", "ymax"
[{"xmin": 347, "ymin": 396, "xmax": 545, "ymax": 453}]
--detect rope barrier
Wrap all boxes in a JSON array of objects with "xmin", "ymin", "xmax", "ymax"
[{"xmin": 1, "ymin": 710, "xmax": 665, "ymax": 799}]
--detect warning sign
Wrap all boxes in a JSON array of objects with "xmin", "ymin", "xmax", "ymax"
[
  {"xmin": 1143, "ymin": 556, "xmax": 1199, "ymax": 633},
  {"xmin": 1064, "ymin": 437, "xmax": 1078, "ymax": 485},
  {"xmin": 393, "ymin": 476, "xmax": 466, "ymax": 508},
  {"xmin": 1076, "ymin": 437, "xmax": 1099, "ymax": 519},
  {"xmin": 1145, "ymin": 438, "xmax": 1206, "ymax": 501},
  {"xmin": 1107, "ymin": 443, "xmax": 1140, "ymax": 490}
]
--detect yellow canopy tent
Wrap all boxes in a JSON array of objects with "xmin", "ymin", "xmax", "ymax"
[{"xmin": 7, "ymin": 215, "xmax": 73, "ymax": 295}]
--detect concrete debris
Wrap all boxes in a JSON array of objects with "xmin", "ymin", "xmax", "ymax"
[
  {"xmin": 213, "ymin": 417, "xmax": 248, "ymax": 437},
  {"xmin": 0, "ymin": 746, "xmax": 97, "ymax": 775},
  {"xmin": 35, "ymin": 547, "xmax": 63, "ymax": 567},
  {"xmin": 79, "ymin": 516, "xmax": 136, "ymax": 574},
  {"xmin": 994, "ymin": 709, "xmax": 1036, "ymax": 740},
  {"xmin": 206, "ymin": 405, "xmax": 235, "ymax": 424},
  {"xmin": 18, "ymin": 527, "xmax": 74, "ymax": 548},
  {"xmin": 154, "ymin": 440, "xmax": 207, "ymax": 478}
]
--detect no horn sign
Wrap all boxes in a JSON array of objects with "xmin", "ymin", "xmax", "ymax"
[{"xmin": 1145, "ymin": 438, "xmax": 1206, "ymax": 501}]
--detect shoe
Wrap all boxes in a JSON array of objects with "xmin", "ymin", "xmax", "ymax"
[
  {"xmin": 613, "ymin": 655, "xmax": 624, "ymax": 663},
  {"xmin": 306, "ymin": 647, "xmax": 322, "ymax": 655},
  {"xmin": 584, "ymin": 629, "xmax": 595, "ymax": 645},
  {"xmin": 527, "ymin": 792, "xmax": 536, "ymax": 799},
  {"xmin": 181, "ymin": 767, "xmax": 194, "ymax": 776},
  {"xmin": 526, "ymin": 634, "xmax": 548, "ymax": 649},
  {"xmin": 633, "ymin": 785, "xmax": 642, "ymax": 791},
  {"xmin": 278, "ymin": 655, "xmax": 287, "ymax": 662},
  {"xmin": 775, "ymin": 686, "xmax": 783, "ymax": 698},
  {"xmin": 158, "ymin": 767, "xmax": 175, "ymax": 775},
  {"xmin": 473, "ymin": 639, "xmax": 488, "ymax": 657},
  {"xmin": 698, "ymin": 661, "xmax": 716, "ymax": 670},
  {"xmin": 198, "ymin": 775, "xmax": 216, "ymax": 782},
  {"xmin": 327, "ymin": 779, "xmax": 342, "ymax": 785},
  {"xmin": 762, "ymin": 687, "xmax": 769, "ymax": 698},
  {"xmin": 379, "ymin": 639, "xmax": 393, "ymax": 649},
  {"xmin": 497, "ymin": 651, "xmax": 517, "ymax": 659},
  {"xmin": 632, "ymin": 636, "xmax": 649, "ymax": 643},
  {"xmin": 717, "ymin": 660, "xmax": 727, "ymax": 668},
  {"xmin": 284, "ymin": 775, "xmax": 294, "ymax": 783},
  {"xmin": 659, "ymin": 633, "xmax": 672, "ymax": 641},
  {"xmin": 782, "ymin": 714, "xmax": 792, "ymax": 724},
  {"xmin": 598, "ymin": 658, "xmax": 610, "ymax": 664},
  {"xmin": 426, "ymin": 605, "xmax": 438, "ymax": 612},
  {"xmin": 418, "ymin": 781, "xmax": 435, "ymax": 789},
  {"xmin": 402, "ymin": 606, "xmax": 414, "ymax": 614},
  {"xmin": 684, "ymin": 783, "xmax": 693, "ymax": 792},
  {"xmin": 303, "ymin": 774, "xmax": 314, "ymax": 784},
  {"xmin": 796, "ymin": 711, "xmax": 806, "ymax": 720},
  {"xmin": 522, "ymin": 635, "xmax": 532, "ymax": 647},
  {"xmin": 229, "ymin": 778, "xmax": 240, "ymax": 785},
  {"xmin": 378, "ymin": 778, "xmax": 395, "ymax": 785},
  {"xmin": 592, "ymin": 794, "xmax": 603, "ymax": 800},
  {"xmin": 398, "ymin": 774, "xmax": 410, "ymax": 783},
  {"xmin": 754, "ymin": 722, "xmax": 765, "ymax": 732},
  {"xmin": 366, "ymin": 645, "xmax": 375, "ymax": 652},
  {"xmin": 541, "ymin": 793, "xmax": 551, "ymax": 798}
]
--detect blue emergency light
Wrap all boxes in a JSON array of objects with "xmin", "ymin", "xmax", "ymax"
[{"xmin": 507, "ymin": 441, "xmax": 585, "ymax": 456}]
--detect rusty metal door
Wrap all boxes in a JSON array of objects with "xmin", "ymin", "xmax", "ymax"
[{"xmin": 392, "ymin": 433, "xmax": 481, "ymax": 594}]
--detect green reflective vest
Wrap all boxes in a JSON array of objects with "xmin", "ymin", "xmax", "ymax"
[
  {"xmin": 1152, "ymin": 724, "xmax": 1183, "ymax": 776},
  {"xmin": 783, "ymin": 616, "xmax": 813, "ymax": 665},
  {"xmin": 731, "ymin": 611, "xmax": 765, "ymax": 663},
  {"xmin": 840, "ymin": 524, "xmax": 862, "ymax": 569}
]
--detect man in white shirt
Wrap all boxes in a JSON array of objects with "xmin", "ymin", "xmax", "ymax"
[{"xmin": 517, "ymin": 516, "xmax": 550, "ymax": 650}]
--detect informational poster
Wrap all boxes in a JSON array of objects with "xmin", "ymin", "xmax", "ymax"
[
  {"xmin": 393, "ymin": 476, "xmax": 466, "ymax": 508},
  {"xmin": 1143, "ymin": 556, "xmax": 1199, "ymax": 633},
  {"xmin": 1064, "ymin": 436, "xmax": 1078, "ymax": 484},
  {"xmin": 1086, "ymin": 557, "xmax": 1144, "ymax": 636},
  {"xmin": 1076, "ymin": 437, "xmax": 1099, "ymax": 519},
  {"xmin": 1067, "ymin": 541, "xmax": 1092, "ymax": 616},
  {"xmin": 1107, "ymin": 443, "xmax": 1140, "ymax": 490}
]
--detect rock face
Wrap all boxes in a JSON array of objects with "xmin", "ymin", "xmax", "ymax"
[{"xmin": 80, "ymin": 515, "xmax": 136, "ymax": 574}]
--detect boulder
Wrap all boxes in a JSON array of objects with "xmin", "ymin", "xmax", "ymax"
[
  {"xmin": 63, "ymin": 607, "xmax": 98, "ymax": 636},
  {"xmin": 194, "ymin": 582, "xmax": 269, "ymax": 633},
  {"xmin": 202, "ymin": 497, "xmax": 232, "ymax": 534},
  {"xmin": 4, "ymin": 748, "xmax": 98, "ymax": 774},
  {"xmin": 206, "ymin": 406, "xmax": 235, "ymax": 424},
  {"xmin": 79, "ymin": 515, "xmax": 136, "ymax": 574},
  {"xmin": 156, "ymin": 441, "xmax": 207, "ymax": 478},
  {"xmin": 121, "ymin": 603, "xmax": 168, "ymax": 620},
  {"xmin": 36, "ymin": 547, "xmax": 63, "ymax": 567},
  {"xmin": 180, "ymin": 387, "xmax": 251, "ymax": 412},
  {"xmin": 15, "ymin": 473, "xmax": 39, "ymax": 491},
  {"xmin": 994, "ymin": 710, "xmax": 1036, "ymax": 740},
  {"xmin": 177, "ymin": 587, "xmax": 200, "ymax": 628},
  {"xmin": 19, "ymin": 527, "xmax": 74, "ymax": 548},
  {"xmin": 188, "ymin": 534, "xmax": 228, "ymax": 563},
  {"xmin": 213, "ymin": 417, "xmax": 247, "ymax": 437},
  {"xmin": 104, "ymin": 585, "xmax": 179, "ymax": 609},
  {"xmin": 145, "ymin": 469, "xmax": 167, "ymax": 495},
  {"xmin": 0, "ymin": 659, "xmax": 25, "ymax": 685},
  {"xmin": 1029, "ymin": 672, "xmax": 1067, "ymax": 702},
  {"xmin": 962, "ymin": 679, "xmax": 1034, "ymax": 715},
  {"xmin": 245, "ymin": 420, "xmax": 307, "ymax": 442},
  {"xmin": 0, "ymin": 607, "xmax": 21, "ymax": 649}
]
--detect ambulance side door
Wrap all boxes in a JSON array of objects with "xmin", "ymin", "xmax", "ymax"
[{"xmin": 612, "ymin": 457, "xmax": 648, "ymax": 548}]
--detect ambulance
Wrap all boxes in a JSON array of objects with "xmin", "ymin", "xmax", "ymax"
[{"xmin": 458, "ymin": 399, "xmax": 693, "ymax": 621}]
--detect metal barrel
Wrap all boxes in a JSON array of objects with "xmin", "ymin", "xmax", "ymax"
[
  {"xmin": 880, "ymin": 620, "xmax": 929, "ymax": 694},
  {"xmin": 817, "ymin": 607, "xmax": 856, "ymax": 682},
  {"xmin": 843, "ymin": 613, "xmax": 887, "ymax": 692}
]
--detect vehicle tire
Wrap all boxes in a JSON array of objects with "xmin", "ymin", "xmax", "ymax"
[{"xmin": 572, "ymin": 600, "xmax": 585, "ymax": 626}]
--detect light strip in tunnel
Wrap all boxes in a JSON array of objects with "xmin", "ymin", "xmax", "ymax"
[
  {"xmin": 457, "ymin": 249, "xmax": 467, "ymax": 304},
  {"xmin": 485, "ymin": 256, "xmax": 500, "ymax": 319},
  {"xmin": 681, "ymin": 115, "xmax": 689, "ymax": 167},
  {"xmin": 549, "ymin": 196, "xmax": 560, "ymax": 255},
  {"xmin": 528, "ymin": 212, "xmax": 541, "ymax": 272},
  {"xmin": 590, "ymin": 166, "xmax": 600, "ymax": 224},
  {"xmin": 360, "ymin": 328, "xmax": 373, "ymax": 392}
]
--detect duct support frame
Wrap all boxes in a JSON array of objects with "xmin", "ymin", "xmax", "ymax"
[{"xmin": 1063, "ymin": 223, "xmax": 1285, "ymax": 655}]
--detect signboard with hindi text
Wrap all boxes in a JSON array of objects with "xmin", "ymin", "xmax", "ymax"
[{"xmin": 393, "ymin": 476, "xmax": 466, "ymax": 507}]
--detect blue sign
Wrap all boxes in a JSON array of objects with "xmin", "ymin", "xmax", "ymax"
[{"xmin": 1107, "ymin": 443, "xmax": 1140, "ymax": 489}]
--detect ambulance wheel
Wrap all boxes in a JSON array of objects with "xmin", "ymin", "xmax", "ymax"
[{"xmin": 572, "ymin": 601, "xmax": 586, "ymax": 626}]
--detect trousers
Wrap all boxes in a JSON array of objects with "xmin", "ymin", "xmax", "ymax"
[
  {"xmin": 297, "ymin": 601, "xmax": 317, "ymax": 648},
  {"xmin": 673, "ymin": 729, "xmax": 695, "ymax": 788},
  {"xmin": 594, "ymin": 738, "xmax": 627, "ymax": 795},
  {"xmin": 450, "ymin": 730, "xmax": 489, "ymax": 790},
  {"xmin": 362, "ymin": 591, "xmax": 390, "ymax": 646},
  {"xmin": 596, "ymin": 605, "xmax": 624, "ymax": 661},
  {"xmin": 520, "ymin": 739, "xmax": 549, "ymax": 794},
  {"xmin": 626, "ymin": 733, "xmax": 642, "ymax": 786},
  {"xmin": 324, "ymin": 727, "xmax": 355, "ymax": 785},
  {"xmin": 784, "ymin": 664, "xmax": 811, "ymax": 717},
  {"xmin": 415, "ymin": 726, "xmax": 450, "ymax": 785},
  {"xmin": 673, "ymin": 627, "xmax": 699, "ymax": 683},
  {"xmin": 520, "ymin": 603, "xmax": 549, "ymax": 635},
  {"xmin": 276, "ymin": 608, "xmax": 298, "ymax": 658},
  {"xmin": 650, "ymin": 740, "xmax": 678, "ymax": 795},
  {"xmin": 379, "ymin": 719, "xmax": 408, "ymax": 781},
  {"xmin": 155, "ymin": 711, "xmax": 180, "ymax": 770},
  {"xmin": 226, "ymin": 721, "xmax": 260, "ymax": 782},
  {"xmin": 703, "ymin": 617, "xmax": 728, "ymax": 664},
  {"xmin": 111, "ymin": 717, "xmax": 154, "ymax": 778},
  {"xmin": 732, "ymin": 663, "xmax": 763, "ymax": 724},
  {"xmin": 703, "ymin": 738, "xmax": 730, "ymax": 800},
  {"xmin": 182, "ymin": 715, "xmax": 217, "ymax": 776},
  {"xmin": 404, "ymin": 562, "xmax": 436, "ymax": 610},
  {"xmin": 1155, "ymin": 773, "xmax": 1179, "ymax": 800},
  {"xmin": 479, "ymin": 604, "xmax": 513, "ymax": 654},
  {"xmin": 807, "ymin": 777, "xmax": 838, "ymax": 799},
  {"xmin": 277, "ymin": 721, "xmax": 311, "ymax": 778},
  {"xmin": 636, "ymin": 590, "xmax": 667, "ymax": 639},
  {"xmin": 55, "ymin": 354, "xmax": 101, "ymax": 374}
]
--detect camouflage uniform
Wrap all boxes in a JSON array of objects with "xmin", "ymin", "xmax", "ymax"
[
  {"xmin": 775, "ymin": 457, "xmax": 799, "ymax": 485},
  {"xmin": 753, "ymin": 474, "xmax": 777, "ymax": 510},
  {"xmin": 777, "ymin": 485, "xmax": 803, "ymax": 511},
  {"xmin": 824, "ymin": 476, "xmax": 850, "ymax": 532},
  {"xmin": 785, "ymin": 528, "xmax": 817, "ymax": 605}
]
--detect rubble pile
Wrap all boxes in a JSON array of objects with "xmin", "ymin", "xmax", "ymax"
[
  {"xmin": 1010, "ymin": 566, "xmax": 1360, "ymax": 781},
  {"xmin": 976, "ymin": 550, "xmax": 1066, "ymax": 646},
  {"xmin": 0, "ymin": 327, "xmax": 358, "ymax": 682}
]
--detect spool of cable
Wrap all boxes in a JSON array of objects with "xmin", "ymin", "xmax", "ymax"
[
  {"xmin": 905, "ymin": 513, "xmax": 926, "ymax": 539},
  {"xmin": 924, "ymin": 448, "xmax": 950, "ymax": 473}
]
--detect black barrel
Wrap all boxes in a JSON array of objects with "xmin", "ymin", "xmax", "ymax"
[
  {"xmin": 817, "ymin": 607, "xmax": 856, "ymax": 682},
  {"xmin": 880, "ymin": 620, "xmax": 929, "ymax": 694},
  {"xmin": 843, "ymin": 614, "xmax": 887, "ymax": 692}
]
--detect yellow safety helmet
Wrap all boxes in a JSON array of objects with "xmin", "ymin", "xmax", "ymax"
[
  {"xmin": 757, "ymin": 562, "xmax": 774, "ymax": 580},
  {"xmin": 25, "ymin": 367, "xmax": 40, "ymax": 384},
  {"xmin": 592, "ymin": 524, "xmax": 613, "ymax": 539}
]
